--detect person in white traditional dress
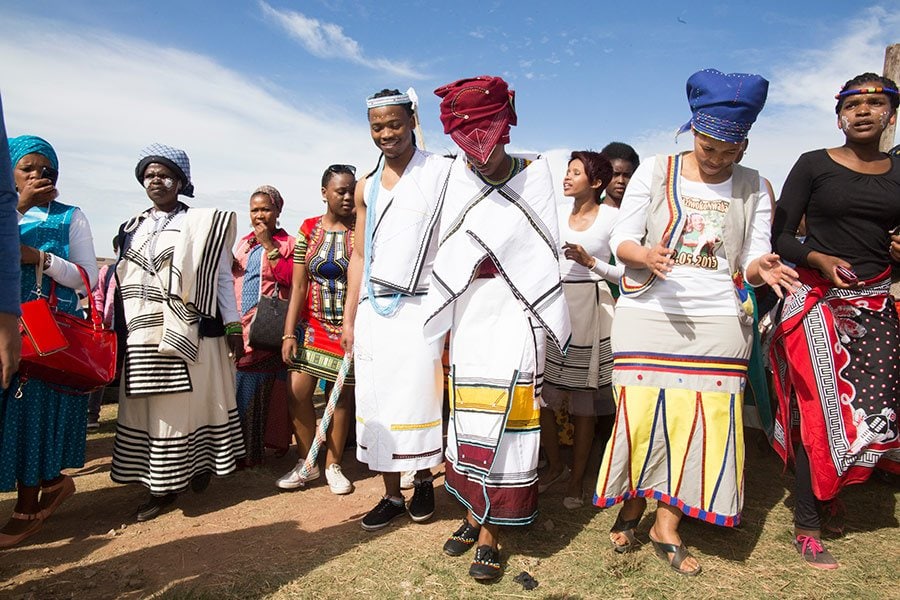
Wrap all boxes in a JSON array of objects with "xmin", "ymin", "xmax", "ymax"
[
  {"xmin": 110, "ymin": 144, "xmax": 246, "ymax": 522},
  {"xmin": 539, "ymin": 150, "xmax": 622, "ymax": 509},
  {"xmin": 423, "ymin": 75, "xmax": 570, "ymax": 582},
  {"xmin": 340, "ymin": 89, "xmax": 452, "ymax": 531}
]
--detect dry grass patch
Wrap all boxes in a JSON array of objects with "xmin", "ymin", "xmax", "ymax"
[{"xmin": 0, "ymin": 406, "xmax": 896, "ymax": 600}]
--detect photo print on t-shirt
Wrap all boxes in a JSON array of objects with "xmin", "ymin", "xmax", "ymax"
[{"xmin": 674, "ymin": 196, "xmax": 728, "ymax": 270}]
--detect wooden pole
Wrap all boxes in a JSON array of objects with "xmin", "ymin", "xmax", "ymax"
[{"xmin": 880, "ymin": 43, "xmax": 900, "ymax": 152}]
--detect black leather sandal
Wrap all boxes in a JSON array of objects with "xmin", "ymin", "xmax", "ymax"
[
  {"xmin": 649, "ymin": 536, "xmax": 702, "ymax": 576},
  {"xmin": 609, "ymin": 513, "xmax": 641, "ymax": 553}
]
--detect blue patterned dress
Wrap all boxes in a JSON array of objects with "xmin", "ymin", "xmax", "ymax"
[{"xmin": 0, "ymin": 201, "xmax": 88, "ymax": 490}]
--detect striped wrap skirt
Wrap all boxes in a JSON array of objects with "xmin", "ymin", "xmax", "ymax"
[{"xmin": 445, "ymin": 277, "xmax": 546, "ymax": 526}]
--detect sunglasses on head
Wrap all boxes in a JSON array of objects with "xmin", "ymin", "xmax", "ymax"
[{"xmin": 327, "ymin": 164, "xmax": 356, "ymax": 175}]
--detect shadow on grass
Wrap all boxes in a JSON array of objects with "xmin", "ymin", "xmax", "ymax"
[
  {"xmin": 683, "ymin": 434, "xmax": 787, "ymax": 562},
  {"xmin": 781, "ymin": 456, "xmax": 899, "ymax": 534},
  {"xmin": 2, "ymin": 518, "xmax": 401, "ymax": 599}
]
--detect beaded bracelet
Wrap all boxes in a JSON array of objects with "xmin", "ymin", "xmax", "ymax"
[
  {"xmin": 224, "ymin": 322, "xmax": 242, "ymax": 336},
  {"xmin": 281, "ymin": 334, "xmax": 297, "ymax": 341}
]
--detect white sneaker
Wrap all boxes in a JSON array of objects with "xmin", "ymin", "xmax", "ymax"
[
  {"xmin": 400, "ymin": 470, "xmax": 416, "ymax": 490},
  {"xmin": 325, "ymin": 463, "xmax": 353, "ymax": 495},
  {"xmin": 276, "ymin": 459, "xmax": 320, "ymax": 490}
]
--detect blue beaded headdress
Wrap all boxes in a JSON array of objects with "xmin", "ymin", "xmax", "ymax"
[{"xmin": 676, "ymin": 69, "xmax": 769, "ymax": 144}]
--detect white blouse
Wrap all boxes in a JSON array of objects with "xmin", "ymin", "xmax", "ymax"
[{"xmin": 557, "ymin": 203, "xmax": 624, "ymax": 284}]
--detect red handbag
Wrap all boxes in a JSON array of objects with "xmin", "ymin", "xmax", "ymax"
[{"xmin": 18, "ymin": 263, "xmax": 117, "ymax": 393}]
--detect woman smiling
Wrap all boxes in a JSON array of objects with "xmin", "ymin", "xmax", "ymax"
[{"xmin": 596, "ymin": 69, "xmax": 797, "ymax": 575}]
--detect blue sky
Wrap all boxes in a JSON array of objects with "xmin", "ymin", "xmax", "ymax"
[{"xmin": 1, "ymin": 1, "xmax": 899, "ymax": 252}]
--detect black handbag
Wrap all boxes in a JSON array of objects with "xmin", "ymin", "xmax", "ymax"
[{"xmin": 247, "ymin": 288, "xmax": 288, "ymax": 351}]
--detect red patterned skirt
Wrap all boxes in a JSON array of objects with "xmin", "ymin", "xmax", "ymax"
[{"xmin": 769, "ymin": 267, "xmax": 900, "ymax": 501}]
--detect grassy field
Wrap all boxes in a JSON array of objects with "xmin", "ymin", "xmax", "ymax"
[
  {"xmin": 0, "ymin": 405, "xmax": 897, "ymax": 600},
  {"xmin": 243, "ymin": 442, "xmax": 899, "ymax": 600}
]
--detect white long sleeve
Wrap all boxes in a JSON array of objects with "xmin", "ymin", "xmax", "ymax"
[
  {"xmin": 738, "ymin": 181, "xmax": 773, "ymax": 283},
  {"xmin": 590, "ymin": 257, "xmax": 624, "ymax": 282},
  {"xmin": 558, "ymin": 203, "xmax": 623, "ymax": 284},
  {"xmin": 43, "ymin": 208, "xmax": 99, "ymax": 296}
]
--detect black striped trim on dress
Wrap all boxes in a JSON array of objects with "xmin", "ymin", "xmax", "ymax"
[
  {"xmin": 195, "ymin": 210, "xmax": 231, "ymax": 314},
  {"xmin": 160, "ymin": 328, "xmax": 199, "ymax": 363},
  {"xmin": 495, "ymin": 184, "xmax": 558, "ymax": 258},
  {"xmin": 439, "ymin": 176, "xmax": 490, "ymax": 244},
  {"xmin": 127, "ymin": 313, "xmax": 164, "ymax": 333},
  {"xmin": 123, "ymin": 248, "xmax": 157, "ymax": 275},
  {"xmin": 124, "ymin": 345, "xmax": 192, "ymax": 396},
  {"xmin": 425, "ymin": 232, "xmax": 570, "ymax": 355},
  {"xmin": 154, "ymin": 247, "xmax": 174, "ymax": 268},
  {"xmin": 119, "ymin": 284, "xmax": 166, "ymax": 303},
  {"xmin": 111, "ymin": 411, "xmax": 245, "ymax": 492},
  {"xmin": 166, "ymin": 297, "xmax": 201, "ymax": 324},
  {"xmin": 392, "ymin": 447, "xmax": 443, "ymax": 460}
]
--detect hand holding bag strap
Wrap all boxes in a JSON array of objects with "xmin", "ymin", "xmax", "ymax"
[{"xmin": 45, "ymin": 263, "xmax": 100, "ymax": 327}]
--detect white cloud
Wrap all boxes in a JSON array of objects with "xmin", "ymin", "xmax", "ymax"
[
  {"xmin": 523, "ymin": 5, "xmax": 900, "ymax": 209},
  {"xmin": 258, "ymin": 1, "xmax": 425, "ymax": 80},
  {"xmin": 0, "ymin": 13, "xmax": 380, "ymax": 255},
  {"xmin": 616, "ymin": 5, "xmax": 900, "ymax": 195}
]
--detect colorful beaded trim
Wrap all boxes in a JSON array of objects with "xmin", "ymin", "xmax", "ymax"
[
  {"xmin": 692, "ymin": 111, "xmax": 752, "ymax": 143},
  {"xmin": 835, "ymin": 86, "xmax": 899, "ymax": 99}
]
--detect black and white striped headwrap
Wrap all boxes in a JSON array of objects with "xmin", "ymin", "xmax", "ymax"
[{"xmin": 135, "ymin": 143, "xmax": 195, "ymax": 197}]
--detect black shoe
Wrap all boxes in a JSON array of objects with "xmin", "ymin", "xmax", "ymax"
[
  {"xmin": 408, "ymin": 479, "xmax": 435, "ymax": 523},
  {"xmin": 135, "ymin": 493, "xmax": 177, "ymax": 522},
  {"xmin": 361, "ymin": 497, "xmax": 407, "ymax": 531},
  {"xmin": 443, "ymin": 519, "xmax": 481, "ymax": 556},
  {"xmin": 191, "ymin": 471, "xmax": 212, "ymax": 493},
  {"xmin": 469, "ymin": 545, "xmax": 502, "ymax": 581}
]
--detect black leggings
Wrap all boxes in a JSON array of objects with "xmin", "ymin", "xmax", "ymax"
[{"xmin": 794, "ymin": 445, "xmax": 821, "ymax": 530}]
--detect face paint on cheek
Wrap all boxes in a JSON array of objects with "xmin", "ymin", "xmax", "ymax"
[
  {"xmin": 840, "ymin": 115, "xmax": 851, "ymax": 131},
  {"xmin": 877, "ymin": 110, "xmax": 890, "ymax": 129},
  {"xmin": 144, "ymin": 177, "xmax": 176, "ymax": 190}
]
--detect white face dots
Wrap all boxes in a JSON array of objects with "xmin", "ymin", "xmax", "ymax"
[{"xmin": 143, "ymin": 174, "xmax": 176, "ymax": 190}]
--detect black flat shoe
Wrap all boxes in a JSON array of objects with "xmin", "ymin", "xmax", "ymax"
[
  {"xmin": 191, "ymin": 472, "xmax": 212, "ymax": 493},
  {"xmin": 443, "ymin": 519, "xmax": 481, "ymax": 556},
  {"xmin": 469, "ymin": 545, "xmax": 502, "ymax": 581},
  {"xmin": 135, "ymin": 493, "xmax": 178, "ymax": 522}
]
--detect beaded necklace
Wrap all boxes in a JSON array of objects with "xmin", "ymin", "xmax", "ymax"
[
  {"xmin": 363, "ymin": 159, "xmax": 403, "ymax": 317},
  {"xmin": 135, "ymin": 205, "xmax": 185, "ymax": 300},
  {"xmin": 471, "ymin": 156, "xmax": 526, "ymax": 187}
]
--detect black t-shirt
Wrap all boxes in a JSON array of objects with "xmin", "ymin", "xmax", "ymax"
[{"xmin": 772, "ymin": 149, "xmax": 900, "ymax": 279}]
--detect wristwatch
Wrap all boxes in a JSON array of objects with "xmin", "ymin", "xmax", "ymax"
[{"xmin": 266, "ymin": 247, "xmax": 280, "ymax": 261}]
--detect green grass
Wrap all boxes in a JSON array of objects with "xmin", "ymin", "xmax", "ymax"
[{"xmin": 160, "ymin": 440, "xmax": 898, "ymax": 600}]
